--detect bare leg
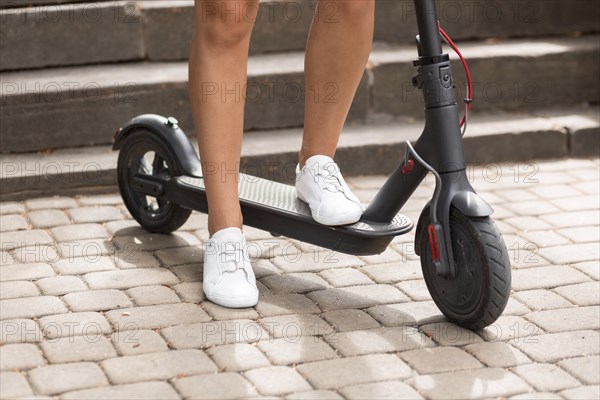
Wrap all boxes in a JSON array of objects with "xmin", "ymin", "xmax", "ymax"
[
  {"xmin": 299, "ymin": 0, "xmax": 375, "ymax": 168},
  {"xmin": 189, "ymin": 0, "xmax": 258, "ymax": 236}
]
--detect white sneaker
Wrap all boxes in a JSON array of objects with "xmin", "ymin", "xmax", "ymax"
[
  {"xmin": 202, "ymin": 227, "xmax": 259, "ymax": 308},
  {"xmin": 295, "ymin": 154, "xmax": 364, "ymax": 226}
]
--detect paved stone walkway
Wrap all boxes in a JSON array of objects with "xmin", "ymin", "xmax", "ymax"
[{"xmin": 1, "ymin": 158, "xmax": 598, "ymax": 400}]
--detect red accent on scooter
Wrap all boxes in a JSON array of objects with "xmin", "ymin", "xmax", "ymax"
[
  {"xmin": 402, "ymin": 159, "xmax": 415, "ymax": 174},
  {"xmin": 428, "ymin": 223, "xmax": 441, "ymax": 261},
  {"xmin": 438, "ymin": 23, "xmax": 472, "ymax": 129}
]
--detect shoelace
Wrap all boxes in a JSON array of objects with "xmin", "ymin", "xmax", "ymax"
[
  {"xmin": 218, "ymin": 245, "xmax": 247, "ymax": 274},
  {"xmin": 313, "ymin": 164, "xmax": 342, "ymax": 192},
  {"xmin": 312, "ymin": 164, "xmax": 359, "ymax": 204}
]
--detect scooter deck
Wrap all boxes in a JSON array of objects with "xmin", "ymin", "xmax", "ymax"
[{"xmin": 175, "ymin": 174, "xmax": 413, "ymax": 255}]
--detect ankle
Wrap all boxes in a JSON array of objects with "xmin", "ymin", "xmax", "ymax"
[
  {"xmin": 208, "ymin": 215, "xmax": 243, "ymax": 237},
  {"xmin": 298, "ymin": 151, "xmax": 335, "ymax": 169}
]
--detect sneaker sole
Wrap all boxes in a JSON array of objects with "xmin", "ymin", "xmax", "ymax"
[{"xmin": 205, "ymin": 291, "xmax": 259, "ymax": 309}]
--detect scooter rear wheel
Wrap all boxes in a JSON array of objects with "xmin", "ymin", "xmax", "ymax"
[
  {"xmin": 418, "ymin": 207, "xmax": 511, "ymax": 330},
  {"xmin": 117, "ymin": 130, "xmax": 192, "ymax": 233}
]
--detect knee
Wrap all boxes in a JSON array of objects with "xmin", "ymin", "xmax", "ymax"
[
  {"xmin": 329, "ymin": 0, "xmax": 375, "ymax": 21},
  {"xmin": 194, "ymin": 0, "xmax": 259, "ymax": 48}
]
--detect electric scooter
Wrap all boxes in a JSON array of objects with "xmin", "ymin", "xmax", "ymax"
[{"xmin": 113, "ymin": 0, "xmax": 511, "ymax": 330}]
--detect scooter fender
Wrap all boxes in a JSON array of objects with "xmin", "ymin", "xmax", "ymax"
[
  {"xmin": 415, "ymin": 171, "xmax": 493, "ymax": 257},
  {"xmin": 113, "ymin": 114, "xmax": 203, "ymax": 178}
]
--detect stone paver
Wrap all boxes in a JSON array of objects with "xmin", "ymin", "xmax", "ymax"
[
  {"xmin": 319, "ymin": 267, "xmax": 374, "ymax": 287},
  {"xmin": 203, "ymin": 301, "xmax": 258, "ymax": 320},
  {"xmin": 12, "ymin": 244, "xmax": 60, "ymax": 264},
  {"xmin": 0, "ymin": 262, "xmax": 55, "ymax": 281},
  {"xmin": 0, "ymin": 251, "xmax": 16, "ymax": 266},
  {"xmin": 101, "ymin": 349, "xmax": 217, "ymax": 384},
  {"xmin": 321, "ymin": 309, "xmax": 380, "ymax": 332},
  {"xmin": 512, "ymin": 330, "xmax": 599, "ymax": 362},
  {"xmin": 61, "ymin": 381, "xmax": 180, "ymax": 400},
  {"xmin": 63, "ymin": 289, "xmax": 133, "ymax": 312},
  {"xmin": 41, "ymin": 335, "xmax": 117, "ymax": 363},
  {"xmin": 174, "ymin": 372, "xmax": 257, "ymax": 399},
  {"xmin": 561, "ymin": 386, "xmax": 600, "ymax": 400},
  {"xmin": 36, "ymin": 275, "xmax": 88, "ymax": 296},
  {"xmin": 360, "ymin": 262, "xmax": 424, "ymax": 283},
  {"xmin": 287, "ymin": 390, "xmax": 344, "ymax": 400},
  {"xmin": 126, "ymin": 285, "xmax": 180, "ymax": 306},
  {"xmin": 0, "ymin": 202, "xmax": 25, "ymax": 215},
  {"xmin": 511, "ymin": 265, "xmax": 590, "ymax": 290},
  {"xmin": 367, "ymin": 301, "xmax": 445, "ymax": 326},
  {"xmin": 111, "ymin": 329, "xmax": 169, "ymax": 356},
  {"xmin": 513, "ymin": 289, "xmax": 573, "ymax": 310},
  {"xmin": 106, "ymin": 303, "xmax": 211, "ymax": 331},
  {"xmin": 260, "ymin": 313, "xmax": 333, "ymax": 338},
  {"xmin": 154, "ymin": 246, "xmax": 203, "ymax": 266},
  {"xmin": 28, "ymin": 362, "xmax": 108, "ymax": 395},
  {"xmin": 206, "ymin": 343, "xmax": 271, "ymax": 372},
  {"xmin": 68, "ymin": 206, "xmax": 124, "ymax": 223},
  {"xmin": 261, "ymin": 272, "xmax": 331, "ymax": 293},
  {"xmin": 512, "ymin": 363, "xmax": 580, "ymax": 392},
  {"xmin": 26, "ymin": 197, "xmax": 77, "ymax": 210},
  {"xmin": 553, "ymin": 282, "xmax": 600, "ymax": 306},
  {"xmin": 340, "ymin": 381, "xmax": 423, "ymax": 400},
  {"xmin": 51, "ymin": 223, "xmax": 108, "ymax": 242},
  {"xmin": 0, "ymin": 343, "xmax": 46, "ymax": 370},
  {"xmin": 297, "ymin": 354, "xmax": 413, "ymax": 389},
  {"xmin": 0, "ymin": 214, "xmax": 28, "ymax": 232},
  {"xmin": 524, "ymin": 306, "xmax": 600, "ymax": 332},
  {"xmin": 57, "ymin": 238, "xmax": 116, "ymax": 259},
  {"xmin": 28, "ymin": 209, "xmax": 70, "ymax": 228},
  {"xmin": 464, "ymin": 342, "xmax": 531, "ymax": 367},
  {"xmin": 328, "ymin": 326, "xmax": 435, "ymax": 356},
  {"xmin": 245, "ymin": 366, "xmax": 312, "ymax": 396},
  {"xmin": 420, "ymin": 322, "xmax": 483, "ymax": 346},
  {"xmin": 307, "ymin": 284, "xmax": 410, "ymax": 310},
  {"xmin": 271, "ymin": 251, "xmax": 363, "ymax": 273},
  {"xmin": 115, "ymin": 251, "xmax": 161, "ymax": 269},
  {"xmin": 400, "ymin": 347, "xmax": 482, "ymax": 374},
  {"xmin": 0, "ymin": 280, "xmax": 39, "ymax": 299},
  {"xmin": 83, "ymin": 269, "xmax": 179, "ymax": 290},
  {"xmin": 258, "ymin": 336, "xmax": 338, "ymax": 365},
  {"xmin": 0, "ymin": 229, "xmax": 53, "ymax": 250},
  {"xmin": 255, "ymin": 293, "xmax": 320, "ymax": 316},
  {"xmin": 38, "ymin": 312, "xmax": 112, "ymax": 339},
  {"xmin": 162, "ymin": 319, "xmax": 267, "ymax": 348},
  {"xmin": 0, "ymin": 372, "xmax": 34, "ymax": 398},
  {"xmin": 55, "ymin": 256, "xmax": 116, "ymax": 275},
  {"xmin": 0, "ymin": 296, "xmax": 67, "ymax": 320},
  {"xmin": 1, "ymin": 319, "xmax": 43, "ymax": 343},
  {"xmin": 571, "ymin": 261, "xmax": 600, "ymax": 280},
  {"xmin": 410, "ymin": 368, "xmax": 529, "ymax": 399},
  {"xmin": 559, "ymin": 355, "xmax": 600, "ymax": 385},
  {"xmin": 1, "ymin": 161, "xmax": 598, "ymax": 399}
]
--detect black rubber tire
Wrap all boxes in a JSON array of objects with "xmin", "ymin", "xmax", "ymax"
[
  {"xmin": 418, "ymin": 206, "xmax": 511, "ymax": 330},
  {"xmin": 117, "ymin": 130, "xmax": 192, "ymax": 234}
]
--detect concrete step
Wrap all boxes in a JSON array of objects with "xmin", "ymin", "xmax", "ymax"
[
  {"xmin": 0, "ymin": 1, "xmax": 144, "ymax": 71},
  {"xmin": 141, "ymin": 0, "xmax": 600, "ymax": 63},
  {"xmin": 370, "ymin": 35, "xmax": 600, "ymax": 117},
  {"xmin": 2, "ymin": 0, "xmax": 598, "ymax": 71},
  {"xmin": 1, "ymin": 106, "xmax": 598, "ymax": 200},
  {"xmin": 0, "ymin": 0, "xmax": 111, "ymax": 8},
  {"xmin": 0, "ymin": 0, "xmax": 317, "ymax": 71},
  {"xmin": 376, "ymin": 0, "xmax": 600, "ymax": 44},
  {"xmin": 1, "ymin": 35, "xmax": 598, "ymax": 154}
]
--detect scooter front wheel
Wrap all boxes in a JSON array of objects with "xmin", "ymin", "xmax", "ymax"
[
  {"xmin": 117, "ymin": 130, "xmax": 192, "ymax": 233},
  {"xmin": 418, "ymin": 207, "xmax": 511, "ymax": 330}
]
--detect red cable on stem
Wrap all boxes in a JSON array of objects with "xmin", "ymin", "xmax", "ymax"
[{"xmin": 438, "ymin": 23, "xmax": 472, "ymax": 128}]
